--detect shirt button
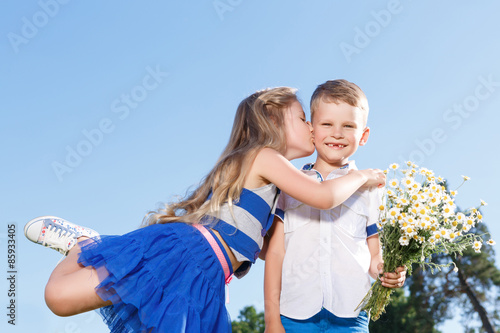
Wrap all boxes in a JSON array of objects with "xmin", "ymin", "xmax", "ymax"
[
  {"xmin": 261, "ymin": 228, "xmax": 267, "ymax": 237},
  {"xmin": 254, "ymin": 251, "xmax": 260, "ymax": 260}
]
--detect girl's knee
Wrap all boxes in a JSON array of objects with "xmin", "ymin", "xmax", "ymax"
[{"xmin": 45, "ymin": 281, "xmax": 74, "ymax": 317}]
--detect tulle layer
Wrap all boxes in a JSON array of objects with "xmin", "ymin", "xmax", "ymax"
[{"xmin": 78, "ymin": 223, "xmax": 231, "ymax": 333}]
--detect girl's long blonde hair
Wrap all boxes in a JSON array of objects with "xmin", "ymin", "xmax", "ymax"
[{"xmin": 143, "ymin": 87, "xmax": 298, "ymax": 226}]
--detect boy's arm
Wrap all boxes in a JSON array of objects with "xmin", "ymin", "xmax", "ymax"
[
  {"xmin": 367, "ymin": 235, "xmax": 383, "ymax": 279},
  {"xmin": 259, "ymin": 234, "xmax": 270, "ymax": 260},
  {"xmin": 367, "ymin": 188, "xmax": 406, "ymax": 287},
  {"xmin": 264, "ymin": 216, "xmax": 286, "ymax": 332},
  {"xmin": 367, "ymin": 235, "xmax": 406, "ymax": 288}
]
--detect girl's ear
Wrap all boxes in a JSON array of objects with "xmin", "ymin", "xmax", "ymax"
[
  {"xmin": 269, "ymin": 115, "xmax": 278, "ymax": 127},
  {"xmin": 359, "ymin": 127, "xmax": 370, "ymax": 146}
]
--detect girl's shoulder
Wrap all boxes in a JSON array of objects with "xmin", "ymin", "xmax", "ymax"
[
  {"xmin": 252, "ymin": 147, "xmax": 287, "ymax": 169},
  {"xmin": 244, "ymin": 148, "xmax": 285, "ymax": 189}
]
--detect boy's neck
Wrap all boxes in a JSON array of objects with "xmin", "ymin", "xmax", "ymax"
[{"xmin": 312, "ymin": 158, "xmax": 351, "ymax": 180}]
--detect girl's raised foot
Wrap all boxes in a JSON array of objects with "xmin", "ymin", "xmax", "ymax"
[{"xmin": 24, "ymin": 216, "xmax": 99, "ymax": 255}]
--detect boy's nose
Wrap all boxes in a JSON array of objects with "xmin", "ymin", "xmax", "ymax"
[{"xmin": 331, "ymin": 127, "xmax": 344, "ymax": 138}]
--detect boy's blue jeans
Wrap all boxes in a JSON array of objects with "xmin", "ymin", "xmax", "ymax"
[{"xmin": 280, "ymin": 308, "xmax": 369, "ymax": 332}]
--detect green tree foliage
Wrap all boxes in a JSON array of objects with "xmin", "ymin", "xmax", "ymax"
[
  {"xmin": 231, "ymin": 306, "xmax": 265, "ymax": 333},
  {"xmin": 441, "ymin": 222, "xmax": 500, "ymax": 332}
]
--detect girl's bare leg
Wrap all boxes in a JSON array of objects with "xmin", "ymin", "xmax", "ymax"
[{"xmin": 45, "ymin": 240, "xmax": 112, "ymax": 316}]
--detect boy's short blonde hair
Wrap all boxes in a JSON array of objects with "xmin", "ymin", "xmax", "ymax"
[{"xmin": 310, "ymin": 79, "xmax": 369, "ymax": 124}]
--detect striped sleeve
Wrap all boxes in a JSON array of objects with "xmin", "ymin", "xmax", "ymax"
[{"xmin": 274, "ymin": 192, "xmax": 287, "ymax": 222}]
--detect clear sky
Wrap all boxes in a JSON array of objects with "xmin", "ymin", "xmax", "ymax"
[{"xmin": 1, "ymin": 1, "xmax": 500, "ymax": 332}]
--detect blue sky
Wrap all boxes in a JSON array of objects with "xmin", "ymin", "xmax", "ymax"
[{"xmin": 1, "ymin": 1, "xmax": 500, "ymax": 332}]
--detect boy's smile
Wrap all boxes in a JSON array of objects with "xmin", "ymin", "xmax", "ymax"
[
  {"xmin": 326, "ymin": 143, "xmax": 346, "ymax": 149},
  {"xmin": 312, "ymin": 100, "xmax": 369, "ymax": 173}
]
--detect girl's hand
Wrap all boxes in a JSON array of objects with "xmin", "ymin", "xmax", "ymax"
[
  {"xmin": 356, "ymin": 169, "xmax": 386, "ymax": 189},
  {"xmin": 378, "ymin": 264, "xmax": 407, "ymax": 288}
]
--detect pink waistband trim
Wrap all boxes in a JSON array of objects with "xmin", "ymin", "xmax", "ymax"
[{"xmin": 192, "ymin": 224, "xmax": 233, "ymax": 284}]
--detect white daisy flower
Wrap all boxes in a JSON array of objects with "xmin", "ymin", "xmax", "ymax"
[
  {"xmin": 465, "ymin": 218, "xmax": 475, "ymax": 228},
  {"xmin": 442, "ymin": 205, "xmax": 455, "ymax": 218},
  {"xmin": 402, "ymin": 177, "xmax": 414, "ymax": 189},
  {"xmin": 389, "ymin": 179, "xmax": 399, "ymax": 188},
  {"xmin": 389, "ymin": 163, "xmax": 399, "ymax": 170},
  {"xmin": 399, "ymin": 235, "xmax": 410, "ymax": 246}
]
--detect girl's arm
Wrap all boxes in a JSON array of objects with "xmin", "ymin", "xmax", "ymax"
[
  {"xmin": 264, "ymin": 217, "xmax": 286, "ymax": 333},
  {"xmin": 252, "ymin": 148, "xmax": 385, "ymax": 210}
]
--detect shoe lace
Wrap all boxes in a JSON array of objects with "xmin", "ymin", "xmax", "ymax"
[{"xmin": 42, "ymin": 224, "xmax": 76, "ymax": 255}]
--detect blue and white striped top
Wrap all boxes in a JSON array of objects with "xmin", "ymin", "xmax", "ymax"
[{"xmin": 207, "ymin": 183, "xmax": 280, "ymax": 278}]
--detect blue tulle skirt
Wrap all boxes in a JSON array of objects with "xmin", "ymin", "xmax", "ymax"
[{"xmin": 77, "ymin": 223, "xmax": 231, "ymax": 333}]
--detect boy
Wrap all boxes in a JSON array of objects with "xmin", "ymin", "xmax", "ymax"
[{"xmin": 264, "ymin": 80, "xmax": 406, "ymax": 333}]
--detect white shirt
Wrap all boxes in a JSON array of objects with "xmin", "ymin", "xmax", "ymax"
[{"xmin": 277, "ymin": 161, "xmax": 382, "ymax": 319}]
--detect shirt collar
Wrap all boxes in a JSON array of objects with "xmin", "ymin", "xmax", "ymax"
[{"xmin": 301, "ymin": 161, "xmax": 358, "ymax": 181}]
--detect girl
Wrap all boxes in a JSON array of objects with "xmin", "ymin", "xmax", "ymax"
[{"xmin": 25, "ymin": 87, "xmax": 386, "ymax": 332}]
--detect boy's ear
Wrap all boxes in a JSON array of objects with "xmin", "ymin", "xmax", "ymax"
[
  {"xmin": 359, "ymin": 127, "xmax": 370, "ymax": 146},
  {"xmin": 308, "ymin": 121, "xmax": 315, "ymax": 141}
]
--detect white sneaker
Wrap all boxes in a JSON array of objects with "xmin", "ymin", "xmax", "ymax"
[{"xmin": 24, "ymin": 216, "xmax": 99, "ymax": 255}]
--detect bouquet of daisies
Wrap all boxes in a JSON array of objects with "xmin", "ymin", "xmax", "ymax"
[{"xmin": 358, "ymin": 161, "xmax": 494, "ymax": 321}]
